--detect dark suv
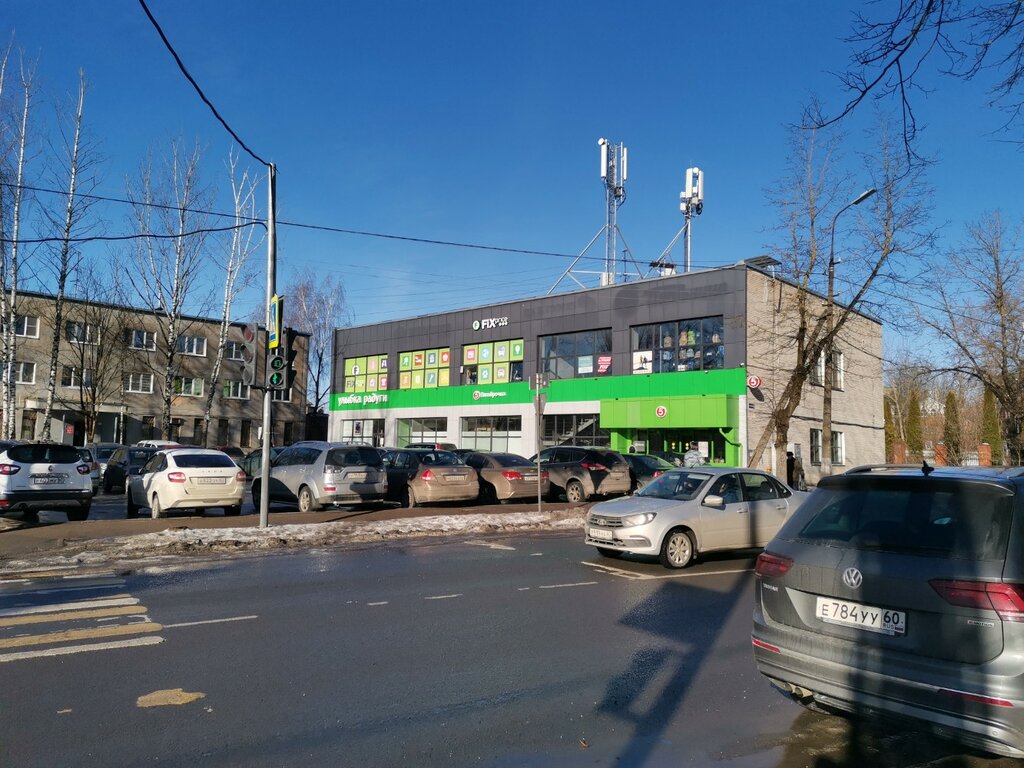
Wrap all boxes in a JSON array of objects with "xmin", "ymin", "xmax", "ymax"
[
  {"xmin": 752, "ymin": 464, "xmax": 1024, "ymax": 757},
  {"xmin": 533, "ymin": 447, "xmax": 631, "ymax": 503}
]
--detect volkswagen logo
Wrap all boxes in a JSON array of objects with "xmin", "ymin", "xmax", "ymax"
[{"xmin": 842, "ymin": 567, "xmax": 863, "ymax": 589}]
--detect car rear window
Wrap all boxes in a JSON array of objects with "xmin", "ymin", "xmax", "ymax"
[
  {"xmin": 8, "ymin": 444, "xmax": 83, "ymax": 464},
  {"xmin": 494, "ymin": 454, "xmax": 533, "ymax": 468},
  {"xmin": 326, "ymin": 447, "xmax": 384, "ymax": 468},
  {"xmin": 416, "ymin": 451, "xmax": 463, "ymax": 466},
  {"xmin": 171, "ymin": 453, "xmax": 238, "ymax": 469},
  {"xmin": 779, "ymin": 476, "xmax": 1014, "ymax": 560},
  {"xmin": 597, "ymin": 451, "xmax": 627, "ymax": 466},
  {"xmin": 129, "ymin": 449, "xmax": 155, "ymax": 465}
]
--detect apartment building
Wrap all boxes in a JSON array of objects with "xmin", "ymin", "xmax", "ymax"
[{"xmin": 5, "ymin": 291, "xmax": 308, "ymax": 448}]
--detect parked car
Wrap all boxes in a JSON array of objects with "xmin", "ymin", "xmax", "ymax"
[
  {"xmin": 103, "ymin": 447, "xmax": 159, "ymax": 493},
  {"xmin": 383, "ymin": 449, "xmax": 478, "ymax": 508},
  {"xmin": 460, "ymin": 451, "xmax": 549, "ymax": 503},
  {"xmin": 135, "ymin": 440, "xmax": 184, "ymax": 448},
  {"xmin": 649, "ymin": 450, "xmax": 685, "ymax": 467},
  {"xmin": 533, "ymin": 447, "xmax": 631, "ymax": 503},
  {"xmin": 0, "ymin": 442, "xmax": 92, "ymax": 522},
  {"xmin": 586, "ymin": 466, "xmax": 806, "ymax": 568},
  {"xmin": 405, "ymin": 441, "xmax": 458, "ymax": 451},
  {"xmin": 214, "ymin": 445, "xmax": 246, "ymax": 465},
  {"xmin": 77, "ymin": 447, "xmax": 101, "ymax": 493},
  {"xmin": 752, "ymin": 464, "xmax": 1024, "ymax": 758},
  {"xmin": 624, "ymin": 453, "xmax": 677, "ymax": 492},
  {"xmin": 126, "ymin": 448, "xmax": 245, "ymax": 519},
  {"xmin": 251, "ymin": 442, "xmax": 387, "ymax": 513},
  {"xmin": 239, "ymin": 447, "xmax": 284, "ymax": 478},
  {"xmin": 86, "ymin": 442, "xmax": 124, "ymax": 483}
]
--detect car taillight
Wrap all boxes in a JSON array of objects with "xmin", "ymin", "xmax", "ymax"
[
  {"xmin": 502, "ymin": 471, "xmax": 523, "ymax": 480},
  {"xmin": 541, "ymin": 470, "xmax": 549, "ymax": 481},
  {"xmin": 421, "ymin": 469, "xmax": 435, "ymax": 481},
  {"xmin": 168, "ymin": 471, "xmax": 187, "ymax": 483},
  {"xmin": 937, "ymin": 688, "xmax": 1014, "ymax": 708},
  {"xmin": 755, "ymin": 552, "xmax": 793, "ymax": 579},
  {"xmin": 0, "ymin": 464, "xmax": 19, "ymax": 476},
  {"xmin": 751, "ymin": 637, "xmax": 781, "ymax": 654},
  {"xmin": 76, "ymin": 464, "xmax": 91, "ymax": 475},
  {"xmin": 653, "ymin": 470, "xmax": 663, "ymax": 478},
  {"xmin": 581, "ymin": 462, "xmax": 607, "ymax": 471},
  {"xmin": 236, "ymin": 470, "xmax": 246, "ymax": 482},
  {"xmin": 930, "ymin": 580, "xmax": 1024, "ymax": 622}
]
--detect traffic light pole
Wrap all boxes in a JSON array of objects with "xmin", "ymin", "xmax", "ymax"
[{"xmin": 259, "ymin": 164, "xmax": 277, "ymax": 529}]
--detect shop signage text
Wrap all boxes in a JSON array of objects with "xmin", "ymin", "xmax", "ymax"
[
  {"xmin": 655, "ymin": 405, "xmax": 668, "ymax": 418},
  {"xmin": 337, "ymin": 393, "xmax": 390, "ymax": 406},
  {"xmin": 472, "ymin": 390, "xmax": 507, "ymax": 400},
  {"xmin": 472, "ymin": 316, "xmax": 509, "ymax": 331}
]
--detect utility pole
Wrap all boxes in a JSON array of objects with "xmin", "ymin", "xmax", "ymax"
[
  {"xmin": 258, "ymin": 164, "xmax": 277, "ymax": 528},
  {"xmin": 533, "ymin": 373, "xmax": 548, "ymax": 512}
]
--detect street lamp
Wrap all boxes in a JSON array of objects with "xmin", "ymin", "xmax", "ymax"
[{"xmin": 821, "ymin": 187, "xmax": 876, "ymax": 478}]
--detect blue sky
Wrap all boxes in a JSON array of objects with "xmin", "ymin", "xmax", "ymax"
[{"xmin": 5, "ymin": 2, "xmax": 1019, "ymax": 339}]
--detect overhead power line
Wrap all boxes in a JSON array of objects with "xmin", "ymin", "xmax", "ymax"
[{"xmin": 0, "ymin": 222, "xmax": 259, "ymax": 246}]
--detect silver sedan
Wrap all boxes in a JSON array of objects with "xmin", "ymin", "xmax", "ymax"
[{"xmin": 585, "ymin": 466, "xmax": 807, "ymax": 568}]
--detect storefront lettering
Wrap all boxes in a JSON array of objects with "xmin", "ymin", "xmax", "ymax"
[
  {"xmin": 337, "ymin": 393, "xmax": 390, "ymax": 406},
  {"xmin": 472, "ymin": 316, "xmax": 509, "ymax": 331},
  {"xmin": 472, "ymin": 390, "xmax": 507, "ymax": 400}
]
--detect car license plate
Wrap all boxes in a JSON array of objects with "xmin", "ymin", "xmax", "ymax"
[
  {"xmin": 195, "ymin": 477, "xmax": 227, "ymax": 485},
  {"xmin": 815, "ymin": 597, "xmax": 906, "ymax": 636},
  {"xmin": 347, "ymin": 472, "xmax": 367, "ymax": 482},
  {"xmin": 522, "ymin": 474, "xmax": 537, "ymax": 481},
  {"xmin": 445, "ymin": 474, "xmax": 466, "ymax": 481},
  {"xmin": 31, "ymin": 473, "xmax": 68, "ymax": 485},
  {"xmin": 589, "ymin": 527, "xmax": 613, "ymax": 541}
]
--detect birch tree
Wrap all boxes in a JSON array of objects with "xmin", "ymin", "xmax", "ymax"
[
  {"xmin": 286, "ymin": 268, "xmax": 349, "ymax": 412},
  {"xmin": 125, "ymin": 140, "xmax": 214, "ymax": 438}
]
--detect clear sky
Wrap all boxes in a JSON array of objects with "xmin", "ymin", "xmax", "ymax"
[{"xmin": 4, "ymin": 2, "xmax": 1019, "ymax": 340}]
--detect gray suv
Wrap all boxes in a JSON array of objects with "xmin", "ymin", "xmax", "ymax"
[
  {"xmin": 251, "ymin": 442, "xmax": 387, "ymax": 513},
  {"xmin": 752, "ymin": 464, "xmax": 1024, "ymax": 757}
]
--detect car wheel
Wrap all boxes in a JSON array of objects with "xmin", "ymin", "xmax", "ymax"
[
  {"xmin": 659, "ymin": 528, "xmax": 696, "ymax": 569},
  {"xmin": 126, "ymin": 492, "xmax": 139, "ymax": 519},
  {"xmin": 480, "ymin": 482, "xmax": 498, "ymax": 505},
  {"xmin": 151, "ymin": 494, "xmax": 165, "ymax": 520},
  {"xmin": 67, "ymin": 504, "xmax": 90, "ymax": 522},
  {"xmin": 297, "ymin": 486, "xmax": 321, "ymax": 513},
  {"xmin": 565, "ymin": 479, "xmax": 587, "ymax": 504},
  {"xmin": 225, "ymin": 505, "xmax": 241, "ymax": 516},
  {"xmin": 403, "ymin": 487, "xmax": 417, "ymax": 508},
  {"xmin": 596, "ymin": 547, "xmax": 624, "ymax": 559}
]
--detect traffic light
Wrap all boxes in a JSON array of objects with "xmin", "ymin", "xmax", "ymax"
[
  {"xmin": 284, "ymin": 327, "xmax": 299, "ymax": 390},
  {"xmin": 240, "ymin": 324, "xmax": 258, "ymax": 386},
  {"xmin": 266, "ymin": 347, "xmax": 287, "ymax": 390}
]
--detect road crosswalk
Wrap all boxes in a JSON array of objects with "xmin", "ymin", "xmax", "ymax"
[{"xmin": 0, "ymin": 573, "xmax": 164, "ymax": 662}]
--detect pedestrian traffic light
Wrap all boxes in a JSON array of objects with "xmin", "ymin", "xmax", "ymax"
[
  {"xmin": 266, "ymin": 347, "xmax": 287, "ymax": 390},
  {"xmin": 240, "ymin": 324, "xmax": 258, "ymax": 387},
  {"xmin": 284, "ymin": 327, "xmax": 299, "ymax": 391}
]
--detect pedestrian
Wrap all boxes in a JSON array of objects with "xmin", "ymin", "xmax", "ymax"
[
  {"xmin": 683, "ymin": 441, "xmax": 704, "ymax": 467},
  {"xmin": 786, "ymin": 451, "xmax": 796, "ymax": 487}
]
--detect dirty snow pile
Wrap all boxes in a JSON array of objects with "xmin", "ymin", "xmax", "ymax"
[{"xmin": 1, "ymin": 508, "xmax": 587, "ymax": 573}]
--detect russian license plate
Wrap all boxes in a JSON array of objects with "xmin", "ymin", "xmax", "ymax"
[
  {"xmin": 522, "ymin": 474, "xmax": 537, "ymax": 481},
  {"xmin": 816, "ymin": 596, "xmax": 906, "ymax": 636},
  {"xmin": 347, "ymin": 473, "xmax": 367, "ymax": 482},
  {"xmin": 589, "ymin": 527, "xmax": 613, "ymax": 541},
  {"xmin": 445, "ymin": 474, "xmax": 466, "ymax": 481},
  {"xmin": 31, "ymin": 474, "xmax": 67, "ymax": 485},
  {"xmin": 195, "ymin": 477, "xmax": 227, "ymax": 485}
]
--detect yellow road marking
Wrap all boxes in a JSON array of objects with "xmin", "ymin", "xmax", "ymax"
[
  {"xmin": 0, "ymin": 606, "xmax": 147, "ymax": 627},
  {"xmin": 0, "ymin": 621, "xmax": 162, "ymax": 649},
  {"xmin": 136, "ymin": 688, "xmax": 206, "ymax": 708}
]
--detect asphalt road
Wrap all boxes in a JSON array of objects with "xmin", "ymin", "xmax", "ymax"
[{"xmin": 0, "ymin": 532, "xmax": 1010, "ymax": 768}]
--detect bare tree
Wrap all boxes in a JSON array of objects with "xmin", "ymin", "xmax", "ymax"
[
  {"xmin": 38, "ymin": 70, "xmax": 100, "ymax": 440},
  {"xmin": 286, "ymin": 268, "xmax": 349, "ymax": 412},
  {"xmin": 200, "ymin": 150, "xmax": 261, "ymax": 446},
  {"xmin": 125, "ymin": 140, "xmax": 214, "ymax": 438},
  {"xmin": 917, "ymin": 211, "xmax": 1024, "ymax": 463}
]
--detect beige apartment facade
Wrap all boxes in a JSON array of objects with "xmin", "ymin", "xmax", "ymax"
[{"xmin": 5, "ymin": 291, "xmax": 308, "ymax": 448}]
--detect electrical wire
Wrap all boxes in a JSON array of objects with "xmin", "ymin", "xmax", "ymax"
[{"xmin": 0, "ymin": 222, "xmax": 259, "ymax": 246}]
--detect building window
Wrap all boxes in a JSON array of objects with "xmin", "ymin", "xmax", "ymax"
[
  {"xmin": 223, "ymin": 380, "xmax": 250, "ymax": 400},
  {"xmin": 240, "ymin": 419, "xmax": 252, "ymax": 448},
  {"xmin": 14, "ymin": 315, "xmax": 39, "ymax": 338},
  {"xmin": 125, "ymin": 372, "xmax": 154, "ymax": 394},
  {"xmin": 217, "ymin": 419, "xmax": 229, "ymax": 446},
  {"xmin": 810, "ymin": 354, "xmax": 825, "ymax": 387},
  {"xmin": 631, "ymin": 316, "xmax": 724, "ymax": 374},
  {"xmin": 538, "ymin": 330, "xmax": 612, "ymax": 380},
  {"xmin": 457, "ymin": 340, "xmax": 522, "ymax": 386},
  {"xmin": 66, "ymin": 321, "xmax": 99, "ymax": 345},
  {"xmin": 832, "ymin": 350, "xmax": 845, "ymax": 391},
  {"xmin": 127, "ymin": 329, "xmax": 156, "ymax": 351},
  {"xmin": 14, "ymin": 362, "xmax": 34, "ymax": 385},
  {"xmin": 169, "ymin": 418, "xmax": 183, "ymax": 442},
  {"xmin": 810, "ymin": 429, "xmax": 821, "ymax": 464},
  {"xmin": 271, "ymin": 388, "xmax": 291, "ymax": 403},
  {"xmin": 809, "ymin": 429, "xmax": 843, "ymax": 464},
  {"xmin": 460, "ymin": 415, "xmax": 523, "ymax": 452},
  {"xmin": 224, "ymin": 340, "xmax": 244, "ymax": 361},
  {"xmin": 172, "ymin": 377, "xmax": 204, "ymax": 397},
  {"xmin": 397, "ymin": 416, "xmax": 448, "ymax": 446},
  {"xmin": 61, "ymin": 366, "xmax": 94, "ymax": 388},
  {"xmin": 193, "ymin": 417, "xmax": 205, "ymax": 444},
  {"xmin": 283, "ymin": 422, "xmax": 295, "ymax": 444},
  {"xmin": 175, "ymin": 334, "xmax": 207, "ymax": 357},
  {"xmin": 20, "ymin": 410, "xmax": 36, "ymax": 440},
  {"xmin": 541, "ymin": 413, "xmax": 609, "ymax": 449},
  {"xmin": 347, "ymin": 353, "xmax": 392, "ymax": 392},
  {"xmin": 141, "ymin": 415, "xmax": 156, "ymax": 440}
]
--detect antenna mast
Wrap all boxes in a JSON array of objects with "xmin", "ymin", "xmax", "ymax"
[{"xmin": 680, "ymin": 166, "xmax": 704, "ymax": 272}]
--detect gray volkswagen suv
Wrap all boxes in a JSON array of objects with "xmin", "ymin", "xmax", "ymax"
[
  {"xmin": 752, "ymin": 464, "xmax": 1024, "ymax": 757},
  {"xmin": 251, "ymin": 442, "xmax": 387, "ymax": 513}
]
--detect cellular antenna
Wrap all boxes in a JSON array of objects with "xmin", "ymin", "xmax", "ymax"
[{"xmin": 680, "ymin": 167, "xmax": 704, "ymax": 272}]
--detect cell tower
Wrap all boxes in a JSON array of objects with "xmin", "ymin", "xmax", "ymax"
[
  {"xmin": 680, "ymin": 166, "xmax": 704, "ymax": 272},
  {"xmin": 549, "ymin": 138, "xmax": 644, "ymax": 293}
]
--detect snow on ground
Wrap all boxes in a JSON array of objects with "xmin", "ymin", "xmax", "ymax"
[{"xmin": 0, "ymin": 508, "xmax": 587, "ymax": 574}]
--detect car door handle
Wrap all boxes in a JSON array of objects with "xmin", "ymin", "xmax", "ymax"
[{"xmin": 737, "ymin": 507, "xmax": 749, "ymax": 513}]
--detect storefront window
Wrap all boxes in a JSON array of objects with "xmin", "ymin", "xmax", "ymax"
[
  {"xmin": 538, "ymin": 329, "xmax": 612, "ymax": 380},
  {"xmin": 541, "ymin": 413, "xmax": 609, "ymax": 448},
  {"xmin": 344, "ymin": 354, "xmax": 390, "ymax": 392},
  {"xmin": 461, "ymin": 415, "xmax": 523, "ymax": 452},
  {"xmin": 340, "ymin": 418, "xmax": 385, "ymax": 446},
  {"xmin": 398, "ymin": 417, "xmax": 449, "ymax": 446},
  {"xmin": 462, "ymin": 339, "xmax": 523, "ymax": 385},
  {"xmin": 630, "ymin": 315, "xmax": 724, "ymax": 373}
]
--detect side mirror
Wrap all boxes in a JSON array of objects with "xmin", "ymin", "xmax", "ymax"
[{"xmin": 702, "ymin": 493, "xmax": 724, "ymax": 507}]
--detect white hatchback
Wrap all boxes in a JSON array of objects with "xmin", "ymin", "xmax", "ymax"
[{"xmin": 126, "ymin": 448, "xmax": 245, "ymax": 519}]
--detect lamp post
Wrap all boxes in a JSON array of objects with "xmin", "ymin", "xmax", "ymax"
[{"xmin": 821, "ymin": 187, "xmax": 876, "ymax": 478}]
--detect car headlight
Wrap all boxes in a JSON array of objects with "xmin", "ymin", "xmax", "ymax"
[{"xmin": 621, "ymin": 512, "xmax": 657, "ymax": 527}]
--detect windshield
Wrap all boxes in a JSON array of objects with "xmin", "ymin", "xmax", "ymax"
[{"xmin": 636, "ymin": 471, "xmax": 712, "ymax": 500}]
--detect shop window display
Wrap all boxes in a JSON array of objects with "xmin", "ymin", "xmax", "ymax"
[
  {"xmin": 344, "ymin": 354, "xmax": 390, "ymax": 392},
  {"xmin": 631, "ymin": 315, "xmax": 724, "ymax": 373},
  {"xmin": 538, "ymin": 329, "xmax": 612, "ymax": 380},
  {"xmin": 398, "ymin": 348, "xmax": 450, "ymax": 389},
  {"xmin": 462, "ymin": 338, "xmax": 524, "ymax": 385}
]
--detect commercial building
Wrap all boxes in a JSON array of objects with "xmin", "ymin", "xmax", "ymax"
[
  {"xmin": 5, "ymin": 291, "xmax": 309, "ymax": 447},
  {"xmin": 329, "ymin": 264, "xmax": 884, "ymax": 484}
]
